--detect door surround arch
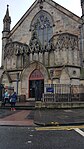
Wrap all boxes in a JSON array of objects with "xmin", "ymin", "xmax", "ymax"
[
  {"xmin": 29, "ymin": 69, "xmax": 44, "ymax": 80},
  {"xmin": 21, "ymin": 61, "xmax": 49, "ymax": 98}
]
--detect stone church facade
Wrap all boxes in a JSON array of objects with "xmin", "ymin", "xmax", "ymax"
[{"xmin": 0, "ymin": 0, "xmax": 84, "ymax": 100}]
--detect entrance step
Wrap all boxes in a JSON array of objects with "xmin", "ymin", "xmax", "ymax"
[
  {"xmin": 0, "ymin": 101, "xmax": 36, "ymax": 110},
  {"xmin": 35, "ymin": 101, "xmax": 84, "ymax": 109}
]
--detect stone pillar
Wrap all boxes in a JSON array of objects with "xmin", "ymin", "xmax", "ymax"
[
  {"xmin": 56, "ymin": 49, "xmax": 60, "ymax": 65},
  {"xmin": 45, "ymin": 51, "xmax": 49, "ymax": 66},
  {"xmin": 68, "ymin": 48, "xmax": 72, "ymax": 65},
  {"xmin": 33, "ymin": 53, "xmax": 38, "ymax": 61},
  {"xmin": 72, "ymin": 49, "xmax": 74, "ymax": 65},
  {"xmin": 49, "ymin": 51, "xmax": 55, "ymax": 66},
  {"xmin": 16, "ymin": 55, "xmax": 22, "ymax": 68},
  {"xmin": 77, "ymin": 49, "xmax": 80, "ymax": 66},
  {"xmin": 80, "ymin": 0, "xmax": 84, "ymax": 67},
  {"xmin": 39, "ymin": 52, "xmax": 43, "ymax": 63},
  {"xmin": 74, "ymin": 48, "xmax": 78, "ymax": 66},
  {"xmin": 30, "ymin": 53, "xmax": 33, "ymax": 62}
]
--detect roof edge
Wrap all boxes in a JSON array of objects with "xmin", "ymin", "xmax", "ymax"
[{"xmin": 8, "ymin": 0, "xmax": 82, "ymax": 37}]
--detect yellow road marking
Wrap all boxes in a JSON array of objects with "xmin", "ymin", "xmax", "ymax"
[{"xmin": 35, "ymin": 125, "xmax": 84, "ymax": 131}]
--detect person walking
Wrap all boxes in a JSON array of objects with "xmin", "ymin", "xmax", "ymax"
[{"xmin": 10, "ymin": 89, "xmax": 17, "ymax": 111}]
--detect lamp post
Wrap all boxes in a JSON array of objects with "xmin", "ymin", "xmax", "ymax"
[
  {"xmin": 16, "ymin": 73, "xmax": 19, "ymax": 95},
  {"xmin": 0, "ymin": 84, "xmax": 4, "ymax": 101},
  {"xmin": 50, "ymin": 69, "xmax": 54, "ymax": 101}
]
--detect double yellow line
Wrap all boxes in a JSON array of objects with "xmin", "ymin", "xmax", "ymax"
[{"xmin": 35, "ymin": 125, "xmax": 84, "ymax": 131}]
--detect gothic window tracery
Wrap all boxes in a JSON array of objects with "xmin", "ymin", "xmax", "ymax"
[{"xmin": 30, "ymin": 10, "xmax": 53, "ymax": 46}]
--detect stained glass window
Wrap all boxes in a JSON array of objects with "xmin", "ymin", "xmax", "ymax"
[{"xmin": 31, "ymin": 10, "xmax": 53, "ymax": 46}]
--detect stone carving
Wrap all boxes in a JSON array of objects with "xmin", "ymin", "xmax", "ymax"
[
  {"xmin": 4, "ymin": 32, "xmax": 78, "ymax": 69},
  {"xmin": 29, "ymin": 31, "xmax": 41, "ymax": 53},
  {"xmin": 55, "ymin": 33, "xmax": 78, "ymax": 50},
  {"xmin": 38, "ymin": 0, "xmax": 45, "ymax": 9},
  {"xmin": 23, "ymin": 53, "xmax": 29, "ymax": 67},
  {"xmin": 49, "ymin": 40, "xmax": 55, "ymax": 51},
  {"xmin": 38, "ymin": 0, "xmax": 45, "ymax": 3},
  {"xmin": 29, "ymin": 30, "xmax": 55, "ymax": 53},
  {"xmin": 4, "ymin": 41, "xmax": 30, "ymax": 58},
  {"xmin": 4, "ymin": 40, "xmax": 14, "ymax": 58}
]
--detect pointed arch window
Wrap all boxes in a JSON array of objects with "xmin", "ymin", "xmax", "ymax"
[{"xmin": 30, "ymin": 10, "xmax": 53, "ymax": 46}]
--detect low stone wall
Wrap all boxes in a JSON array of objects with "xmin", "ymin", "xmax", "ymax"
[
  {"xmin": 18, "ymin": 95, "xmax": 26, "ymax": 102},
  {"xmin": 35, "ymin": 101, "xmax": 84, "ymax": 109}
]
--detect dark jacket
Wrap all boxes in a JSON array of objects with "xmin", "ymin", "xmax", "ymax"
[{"xmin": 10, "ymin": 92, "xmax": 17, "ymax": 103}]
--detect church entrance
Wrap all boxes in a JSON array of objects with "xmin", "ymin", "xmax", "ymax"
[{"xmin": 29, "ymin": 69, "xmax": 44, "ymax": 100}]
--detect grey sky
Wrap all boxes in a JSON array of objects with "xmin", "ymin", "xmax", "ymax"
[{"xmin": 0, "ymin": 0, "xmax": 82, "ymax": 66}]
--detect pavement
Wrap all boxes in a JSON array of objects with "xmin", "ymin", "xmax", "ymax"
[
  {"xmin": 0, "ymin": 101, "xmax": 84, "ymax": 127},
  {"xmin": 0, "ymin": 101, "xmax": 36, "ymax": 126},
  {"xmin": 34, "ymin": 109, "xmax": 84, "ymax": 126}
]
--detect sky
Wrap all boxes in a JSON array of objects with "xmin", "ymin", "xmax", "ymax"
[{"xmin": 0, "ymin": 0, "xmax": 82, "ymax": 67}]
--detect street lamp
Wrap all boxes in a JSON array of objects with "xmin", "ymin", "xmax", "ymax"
[{"xmin": 16, "ymin": 73, "xmax": 19, "ymax": 95}]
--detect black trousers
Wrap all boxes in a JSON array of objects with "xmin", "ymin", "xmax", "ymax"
[
  {"xmin": 11, "ymin": 102, "xmax": 16, "ymax": 108},
  {"xmin": 4, "ymin": 98, "xmax": 10, "ymax": 105}
]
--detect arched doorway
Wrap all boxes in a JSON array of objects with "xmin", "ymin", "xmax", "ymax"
[{"xmin": 29, "ymin": 69, "xmax": 44, "ymax": 100}]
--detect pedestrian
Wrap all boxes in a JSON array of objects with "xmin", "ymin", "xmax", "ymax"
[
  {"xmin": 4, "ymin": 90, "xmax": 10, "ymax": 106},
  {"xmin": 10, "ymin": 89, "xmax": 17, "ymax": 111}
]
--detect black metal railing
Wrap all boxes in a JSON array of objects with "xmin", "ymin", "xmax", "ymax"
[{"xmin": 42, "ymin": 84, "xmax": 84, "ymax": 102}]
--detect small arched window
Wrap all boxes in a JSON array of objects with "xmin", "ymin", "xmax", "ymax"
[{"xmin": 30, "ymin": 10, "xmax": 53, "ymax": 46}]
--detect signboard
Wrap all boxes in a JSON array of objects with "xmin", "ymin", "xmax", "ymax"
[{"xmin": 46, "ymin": 87, "xmax": 54, "ymax": 93}]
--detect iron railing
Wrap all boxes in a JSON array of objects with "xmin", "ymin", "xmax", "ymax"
[{"xmin": 42, "ymin": 84, "xmax": 84, "ymax": 102}]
